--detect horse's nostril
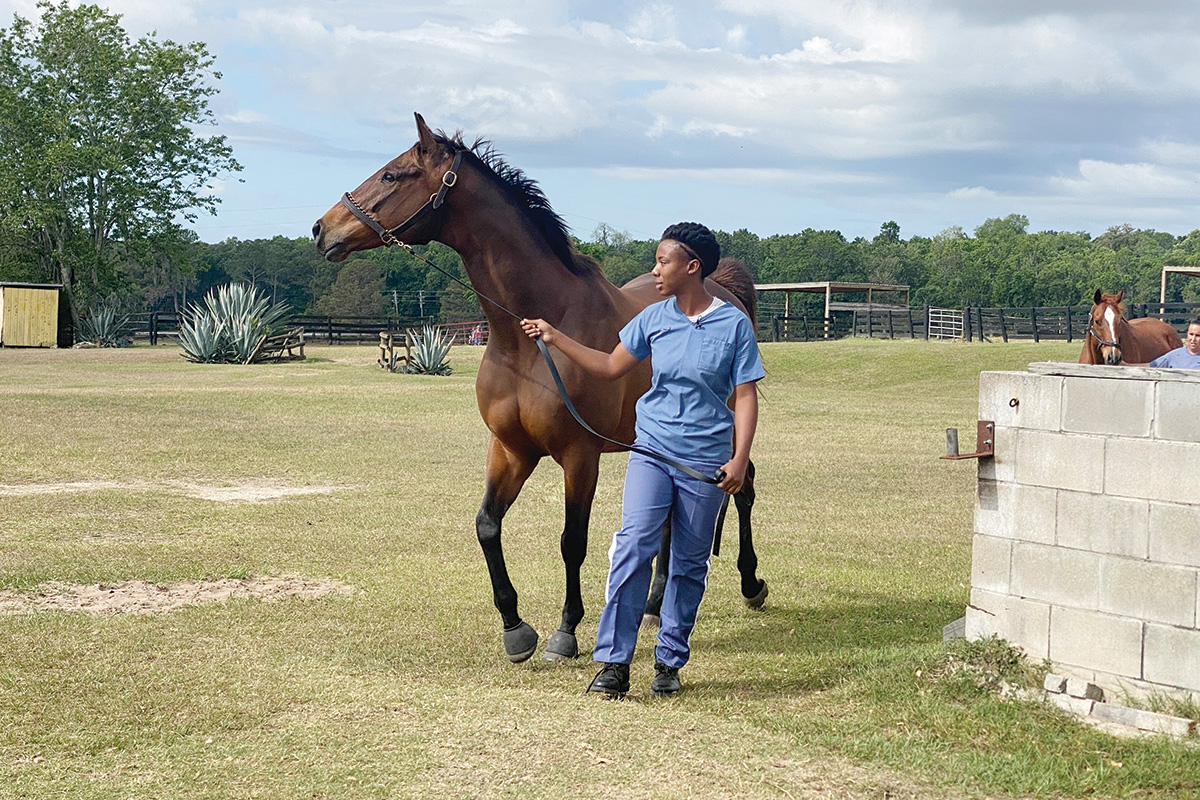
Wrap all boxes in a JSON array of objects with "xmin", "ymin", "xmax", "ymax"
[{"xmin": 311, "ymin": 220, "xmax": 322, "ymax": 240}]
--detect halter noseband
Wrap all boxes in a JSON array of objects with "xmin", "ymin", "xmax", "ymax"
[
  {"xmin": 340, "ymin": 149, "xmax": 465, "ymax": 247},
  {"xmin": 1087, "ymin": 324, "xmax": 1121, "ymax": 350}
]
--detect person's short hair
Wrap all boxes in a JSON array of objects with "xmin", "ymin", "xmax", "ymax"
[
  {"xmin": 1190, "ymin": 316, "xmax": 1200, "ymax": 328},
  {"xmin": 661, "ymin": 222, "xmax": 720, "ymax": 278}
]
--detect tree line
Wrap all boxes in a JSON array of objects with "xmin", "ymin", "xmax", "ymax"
[{"xmin": 13, "ymin": 214, "xmax": 1197, "ymax": 326}]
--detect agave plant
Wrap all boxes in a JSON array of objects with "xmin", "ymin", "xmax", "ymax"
[
  {"xmin": 403, "ymin": 324, "xmax": 453, "ymax": 375},
  {"xmin": 177, "ymin": 283, "xmax": 289, "ymax": 364},
  {"xmin": 78, "ymin": 306, "xmax": 131, "ymax": 347}
]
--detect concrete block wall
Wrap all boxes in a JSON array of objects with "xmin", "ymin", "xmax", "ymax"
[{"xmin": 966, "ymin": 362, "xmax": 1200, "ymax": 700}]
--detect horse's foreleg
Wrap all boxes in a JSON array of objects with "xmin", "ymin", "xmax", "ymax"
[
  {"xmin": 477, "ymin": 437, "xmax": 539, "ymax": 662},
  {"xmin": 641, "ymin": 512, "xmax": 671, "ymax": 629},
  {"xmin": 544, "ymin": 450, "xmax": 600, "ymax": 661},
  {"xmin": 736, "ymin": 460, "xmax": 768, "ymax": 608}
]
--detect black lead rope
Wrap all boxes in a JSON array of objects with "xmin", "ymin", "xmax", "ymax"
[
  {"xmin": 534, "ymin": 336, "xmax": 725, "ymax": 485},
  {"xmin": 341, "ymin": 158, "xmax": 724, "ymax": 485}
]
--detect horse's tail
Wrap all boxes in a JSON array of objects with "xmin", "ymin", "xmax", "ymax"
[{"xmin": 711, "ymin": 257, "xmax": 757, "ymax": 325}]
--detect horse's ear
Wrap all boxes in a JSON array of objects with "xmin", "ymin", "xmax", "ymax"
[
  {"xmin": 1115, "ymin": 289, "xmax": 1124, "ymax": 303},
  {"xmin": 1094, "ymin": 289, "xmax": 1102, "ymax": 304},
  {"xmin": 414, "ymin": 112, "xmax": 438, "ymax": 161}
]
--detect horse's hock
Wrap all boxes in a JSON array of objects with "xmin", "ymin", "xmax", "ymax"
[{"xmin": 965, "ymin": 362, "xmax": 1200, "ymax": 701}]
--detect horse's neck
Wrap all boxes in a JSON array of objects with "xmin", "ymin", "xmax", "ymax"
[{"xmin": 439, "ymin": 182, "xmax": 599, "ymax": 341}]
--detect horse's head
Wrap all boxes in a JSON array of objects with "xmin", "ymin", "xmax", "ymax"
[
  {"xmin": 1088, "ymin": 288, "xmax": 1127, "ymax": 365},
  {"xmin": 313, "ymin": 113, "xmax": 461, "ymax": 262}
]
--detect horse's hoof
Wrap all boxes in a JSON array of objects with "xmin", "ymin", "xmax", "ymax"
[
  {"xmin": 503, "ymin": 621, "xmax": 539, "ymax": 663},
  {"xmin": 542, "ymin": 630, "xmax": 579, "ymax": 661},
  {"xmin": 640, "ymin": 613, "xmax": 661, "ymax": 630},
  {"xmin": 743, "ymin": 580, "xmax": 768, "ymax": 609}
]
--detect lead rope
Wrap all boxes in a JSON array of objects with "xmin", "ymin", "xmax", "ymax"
[{"xmin": 391, "ymin": 241, "xmax": 724, "ymax": 485}]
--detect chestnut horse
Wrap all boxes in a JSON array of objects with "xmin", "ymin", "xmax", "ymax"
[
  {"xmin": 1079, "ymin": 290, "xmax": 1181, "ymax": 365},
  {"xmin": 312, "ymin": 113, "xmax": 765, "ymax": 663}
]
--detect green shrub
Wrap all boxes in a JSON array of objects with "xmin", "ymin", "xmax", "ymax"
[
  {"xmin": 78, "ymin": 306, "xmax": 131, "ymax": 347},
  {"xmin": 177, "ymin": 283, "xmax": 288, "ymax": 364},
  {"xmin": 402, "ymin": 324, "xmax": 452, "ymax": 375}
]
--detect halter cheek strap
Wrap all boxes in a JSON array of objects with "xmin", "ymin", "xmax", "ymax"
[{"xmin": 341, "ymin": 149, "xmax": 465, "ymax": 246}]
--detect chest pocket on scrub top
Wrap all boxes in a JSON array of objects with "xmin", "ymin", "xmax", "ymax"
[{"xmin": 696, "ymin": 336, "xmax": 734, "ymax": 375}]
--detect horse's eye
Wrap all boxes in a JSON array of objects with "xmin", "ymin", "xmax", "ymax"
[{"xmin": 381, "ymin": 172, "xmax": 396, "ymax": 183}]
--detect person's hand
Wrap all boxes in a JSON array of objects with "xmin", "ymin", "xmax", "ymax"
[
  {"xmin": 717, "ymin": 457, "xmax": 749, "ymax": 494},
  {"xmin": 521, "ymin": 318, "xmax": 556, "ymax": 345}
]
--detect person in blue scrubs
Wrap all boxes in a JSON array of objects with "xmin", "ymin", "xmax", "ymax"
[
  {"xmin": 521, "ymin": 222, "xmax": 764, "ymax": 697},
  {"xmin": 1149, "ymin": 318, "xmax": 1200, "ymax": 368}
]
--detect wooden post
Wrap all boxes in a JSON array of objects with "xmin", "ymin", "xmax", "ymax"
[
  {"xmin": 887, "ymin": 309, "xmax": 894, "ymax": 339},
  {"xmin": 999, "ymin": 309, "xmax": 1008, "ymax": 343},
  {"xmin": 1066, "ymin": 307, "xmax": 1073, "ymax": 343},
  {"xmin": 772, "ymin": 316, "xmax": 780, "ymax": 342},
  {"xmin": 924, "ymin": 305, "xmax": 930, "ymax": 340},
  {"xmin": 1030, "ymin": 307, "xmax": 1039, "ymax": 342},
  {"xmin": 965, "ymin": 307, "xmax": 972, "ymax": 341}
]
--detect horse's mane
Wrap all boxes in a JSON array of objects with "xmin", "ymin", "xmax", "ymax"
[{"xmin": 433, "ymin": 130, "xmax": 600, "ymax": 278}]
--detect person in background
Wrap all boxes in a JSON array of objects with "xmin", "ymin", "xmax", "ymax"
[
  {"xmin": 1149, "ymin": 317, "xmax": 1200, "ymax": 368},
  {"xmin": 520, "ymin": 221, "xmax": 763, "ymax": 698}
]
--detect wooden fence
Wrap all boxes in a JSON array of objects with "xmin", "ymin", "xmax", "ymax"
[{"xmin": 129, "ymin": 312, "xmax": 490, "ymax": 346}]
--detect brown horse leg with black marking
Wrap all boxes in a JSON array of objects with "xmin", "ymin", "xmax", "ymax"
[
  {"xmin": 543, "ymin": 447, "xmax": 601, "ymax": 661},
  {"xmin": 477, "ymin": 436, "xmax": 541, "ymax": 662}
]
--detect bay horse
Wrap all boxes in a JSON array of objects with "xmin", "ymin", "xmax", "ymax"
[
  {"xmin": 1079, "ymin": 290, "xmax": 1181, "ymax": 365},
  {"xmin": 312, "ymin": 113, "xmax": 766, "ymax": 663}
]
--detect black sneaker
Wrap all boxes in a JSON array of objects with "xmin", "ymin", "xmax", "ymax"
[
  {"xmin": 651, "ymin": 662, "xmax": 681, "ymax": 696},
  {"xmin": 587, "ymin": 662, "xmax": 630, "ymax": 697}
]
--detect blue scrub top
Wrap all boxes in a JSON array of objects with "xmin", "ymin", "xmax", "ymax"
[
  {"xmin": 1150, "ymin": 346, "xmax": 1200, "ymax": 368},
  {"xmin": 620, "ymin": 298, "xmax": 765, "ymax": 466}
]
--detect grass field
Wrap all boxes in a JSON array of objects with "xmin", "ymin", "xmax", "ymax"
[{"xmin": 2, "ymin": 339, "xmax": 1198, "ymax": 799}]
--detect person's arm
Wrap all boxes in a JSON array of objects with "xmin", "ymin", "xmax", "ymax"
[
  {"xmin": 718, "ymin": 380, "xmax": 758, "ymax": 495},
  {"xmin": 521, "ymin": 318, "xmax": 642, "ymax": 379}
]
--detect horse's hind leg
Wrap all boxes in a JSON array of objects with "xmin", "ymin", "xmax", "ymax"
[
  {"xmin": 642, "ymin": 512, "xmax": 672, "ymax": 629},
  {"xmin": 737, "ymin": 460, "xmax": 768, "ymax": 607},
  {"xmin": 544, "ymin": 448, "xmax": 601, "ymax": 661},
  {"xmin": 477, "ymin": 437, "xmax": 540, "ymax": 662}
]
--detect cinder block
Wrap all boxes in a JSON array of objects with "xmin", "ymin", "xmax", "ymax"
[
  {"xmin": 971, "ymin": 535, "xmax": 1012, "ymax": 594},
  {"xmin": 1049, "ymin": 606, "xmax": 1143, "ymax": 679},
  {"xmin": 1156, "ymin": 381, "xmax": 1200, "ymax": 443},
  {"xmin": 1056, "ymin": 491, "xmax": 1148, "ymax": 558},
  {"xmin": 1012, "ymin": 543, "xmax": 1100, "ymax": 609},
  {"xmin": 942, "ymin": 616, "xmax": 965, "ymax": 642},
  {"xmin": 1044, "ymin": 673, "xmax": 1068, "ymax": 693},
  {"xmin": 1099, "ymin": 557, "xmax": 1197, "ymax": 628},
  {"xmin": 975, "ymin": 481, "xmax": 1056, "ymax": 543},
  {"xmin": 1106, "ymin": 438, "xmax": 1200, "ymax": 504},
  {"xmin": 1046, "ymin": 691, "xmax": 1095, "ymax": 716},
  {"xmin": 1091, "ymin": 703, "xmax": 1199, "ymax": 737},
  {"xmin": 1144, "ymin": 624, "xmax": 1200, "ymax": 691},
  {"xmin": 1016, "ymin": 430, "xmax": 1105, "ymax": 493},
  {"xmin": 979, "ymin": 371, "xmax": 1063, "ymax": 431},
  {"xmin": 1065, "ymin": 678, "xmax": 1105, "ymax": 701},
  {"xmin": 967, "ymin": 588, "xmax": 1051, "ymax": 659},
  {"xmin": 1149, "ymin": 503, "xmax": 1200, "ymax": 568},
  {"xmin": 1062, "ymin": 376, "xmax": 1154, "ymax": 437}
]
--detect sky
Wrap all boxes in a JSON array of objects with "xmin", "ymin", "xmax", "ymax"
[{"xmin": 5, "ymin": 0, "xmax": 1200, "ymax": 245}]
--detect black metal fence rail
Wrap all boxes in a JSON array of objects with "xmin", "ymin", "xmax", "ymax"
[{"xmin": 764, "ymin": 301, "xmax": 1200, "ymax": 343}]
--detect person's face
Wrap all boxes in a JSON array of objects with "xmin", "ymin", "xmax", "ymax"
[
  {"xmin": 1186, "ymin": 323, "xmax": 1200, "ymax": 355},
  {"xmin": 652, "ymin": 240, "xmax": 700, "ymax": 297}
]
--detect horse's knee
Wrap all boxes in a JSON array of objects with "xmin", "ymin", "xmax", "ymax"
[{"xmin": 476, "ymin": 505, "xmax": 502, "ymax": 547}]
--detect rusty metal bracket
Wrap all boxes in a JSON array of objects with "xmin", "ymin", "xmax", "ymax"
[{"xmin": 940, "ymin": 420, "xmax": 994, "ymax": 460}]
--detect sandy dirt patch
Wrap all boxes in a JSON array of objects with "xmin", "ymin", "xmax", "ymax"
[
  {"xmin": 0, "ymin": 574, "xmax": 356, "ymax": 615},
  {"xmin": 0, "ymin": 480, "xmax": 346, "ymax": 503}
]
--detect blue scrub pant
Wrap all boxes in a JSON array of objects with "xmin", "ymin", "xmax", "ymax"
[{"xmin": 592, "ymin": 452, "xmax": 727, "ymax": 669}]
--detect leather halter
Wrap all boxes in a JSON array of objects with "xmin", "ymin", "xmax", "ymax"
[{"xmin": 340, "ymin": 149, "xmax": 465, "ymax": 246}]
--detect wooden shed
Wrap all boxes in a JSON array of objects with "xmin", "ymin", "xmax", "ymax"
[{"xmin": 0, "ymin": 282, "xmax": 63, "ymax": 348}]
